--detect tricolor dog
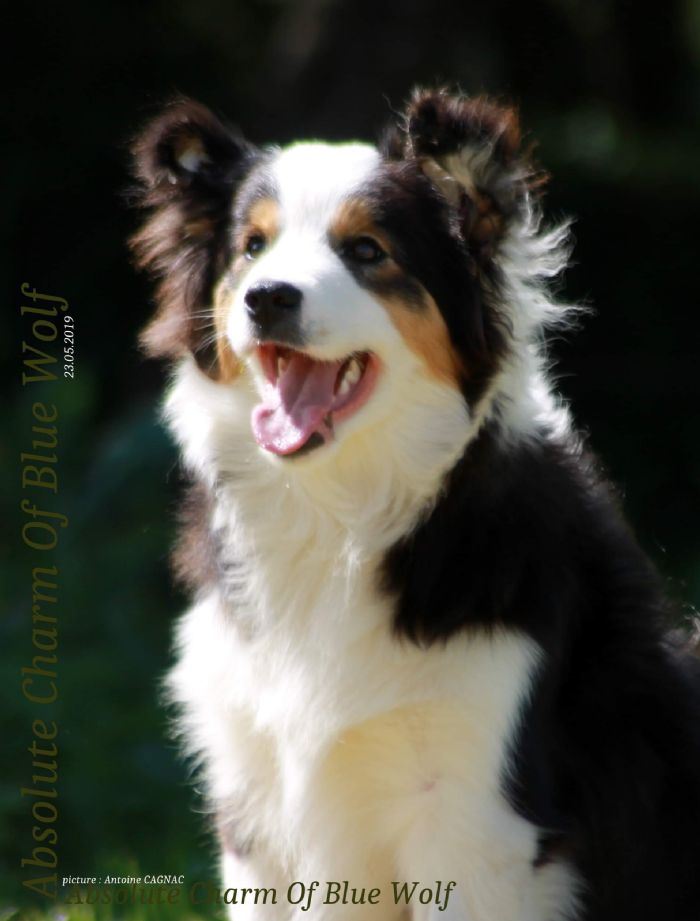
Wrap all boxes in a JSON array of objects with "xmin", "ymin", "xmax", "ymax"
[{"xmin": 130, "ymin": 89, "xmax": 700, "ymax": 920}]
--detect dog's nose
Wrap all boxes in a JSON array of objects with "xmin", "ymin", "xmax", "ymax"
[{"xmin": 244, "ymin": 281, "xmax": 303, "ymax": 325}]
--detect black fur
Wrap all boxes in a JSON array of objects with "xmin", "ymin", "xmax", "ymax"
[
  {"xmin": 133, "ymin": 90, "xmax": 700, "ymax": 921},
  {"xmin": 365, "ymin": 162, "xmax": 509, "ymax": 405},
  {"xmin": 381, "ymin": 421, "xmax": 700, "ymax": 919}
]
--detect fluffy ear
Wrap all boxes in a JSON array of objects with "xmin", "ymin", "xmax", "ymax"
[
  {"xmin": 382, "ymin": 89, "xmax": 541, "ymax": 264},
  {"xmin": 129, "ymin": 98, "xmax": 258, "ymax": 367}
]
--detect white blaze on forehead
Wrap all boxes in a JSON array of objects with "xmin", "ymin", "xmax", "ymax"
[
  {"xmin": 270, "ymin": 142, "xmax": 381, "ymax": 231},
  {"xmin": 227, "ymin": 140, "xmax": 391, "ymax": 369}
]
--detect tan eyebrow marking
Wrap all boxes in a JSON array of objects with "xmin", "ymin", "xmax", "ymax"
[
  {"xmin": 329, "ymin": 198, "xmax": 394, "ymax": 254},
  {"xmin": 237, "ymin": 197, "xmax": 280, "ymax": 250}
]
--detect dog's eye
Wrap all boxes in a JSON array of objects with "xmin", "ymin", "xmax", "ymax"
[
  {"xmin": 343, "ymin": 236, "xmax": 386, "ymax": 265},
  {"xmin": 245, "ymin": 234, "xmax": 267, "ymax": 260}
]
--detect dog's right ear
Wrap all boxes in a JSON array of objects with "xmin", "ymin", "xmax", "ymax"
[{"xmin": 129, "ymin": 99, "xmax": 258, "ymax": 366}]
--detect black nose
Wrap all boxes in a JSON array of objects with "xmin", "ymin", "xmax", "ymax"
[{"xmin": 244, "ymin": 281, "xmax": 303, "ymax": 324}]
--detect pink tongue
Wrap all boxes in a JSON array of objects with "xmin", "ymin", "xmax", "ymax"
[{"xmin": 252, "ymin": 354, "xmax": 342, "ymax": 455}]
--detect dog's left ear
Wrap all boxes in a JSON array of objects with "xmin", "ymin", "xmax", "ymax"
[{"xmin": 382, "ymin": 89, "xmax": 540, "ymax": 263}]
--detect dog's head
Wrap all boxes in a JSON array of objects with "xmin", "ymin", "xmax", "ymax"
[{"xmin": 131, "ymin": 90, "xmax": 561, "ymax": 469}]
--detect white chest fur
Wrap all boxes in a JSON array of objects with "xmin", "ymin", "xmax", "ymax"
[
  {"xmin": 168, "ymin": 578, "xmax": 576, "ymax": 921},
  {"xmin": 164, "ymin": 360, "xmax": 578, "ymax": 920}
]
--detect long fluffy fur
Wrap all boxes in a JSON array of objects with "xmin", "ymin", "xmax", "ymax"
[{"xmin": 131, "ymin": 88, "xmax": 700, "ymax": 921}]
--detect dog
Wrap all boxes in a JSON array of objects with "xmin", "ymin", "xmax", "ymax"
[{"xmin": 130, "ymin": 89, "xmax": 700, "ymax": 920}]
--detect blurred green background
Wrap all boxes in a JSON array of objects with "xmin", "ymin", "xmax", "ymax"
[{"xmin": 4, "ymin": 0, "xmax": 700, "ymax": 915}]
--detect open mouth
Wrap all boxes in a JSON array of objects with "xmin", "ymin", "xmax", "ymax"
[{"xmin": 251, "ymin": 344, "xmax": 380, "ymax": 456}]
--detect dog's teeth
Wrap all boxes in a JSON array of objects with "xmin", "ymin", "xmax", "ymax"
[
  {"xmin": 336, "ymin": 357, "xmax": 364, "ymax": 396},
  {"xmin": 347, "ymin": 358, "xmax": 362, "ymax": 387},
  {"xmin": 278, "ymin": 356, "xmax": 289, "ymax": 376}
]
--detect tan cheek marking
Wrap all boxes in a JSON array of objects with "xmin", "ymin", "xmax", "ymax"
[
  {"xmin": 213, "ymin": 278, "xmax": 242, "ymax": 383},
  {"xmin": 331, "ymin": 199, "xmax": 464, "ymax": 388},
  {"xmin": 381, "ymin": 292, "xmax": 463, "ymax": 388}
]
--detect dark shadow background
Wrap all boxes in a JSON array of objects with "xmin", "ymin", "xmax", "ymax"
[{"xmin": 4, "ymin": 0, "xmax": 700, "ymax": 911}]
